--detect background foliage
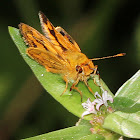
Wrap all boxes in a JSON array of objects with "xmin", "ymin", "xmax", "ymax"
[{"xmin": 0, "ymin": 0, "xmax": 140, "ymax": 140}]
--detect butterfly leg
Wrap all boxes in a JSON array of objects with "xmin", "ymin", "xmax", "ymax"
[
  {"xmin": 83, "ymin": 79, "xmax": 94, "ymax": 95},
  {"xmin": 93, "ymin": 65, "xmax": 98, "ymax": 74},
  {"xmin": 93, "ymin": 77, "xmax": 101, "ymax": 87},
  {"xmin": 92, "ymin": 66, "xmax": 106, "ymax": 93},
  {"xmin": 70, "ymin": 86, "xmax": 83, "ymax": 101},
  {"xmin": 92, "ymin": 65, "xmax": 101, "ymax": 87},
  {"xmin": 70, "ymin": 77, "xmax": 83, "ymax": 101}
]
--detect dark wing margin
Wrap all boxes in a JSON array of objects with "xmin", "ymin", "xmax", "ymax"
[{"xmin": 39, "ymin": 11, "xmax": 81, "ymax": 52}]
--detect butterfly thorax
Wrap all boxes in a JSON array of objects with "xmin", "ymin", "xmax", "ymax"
[{"xmin": 63, "ymin": 51, "xmax": 94, "ymax": 82}]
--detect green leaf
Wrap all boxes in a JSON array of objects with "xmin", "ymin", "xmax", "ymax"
[
  {"xmin": 23, "ymin": 119, "xmax": 120, "ymax": 140},
  {"xmin": 8, "ymin": 26, "xmax": 113, "ymax": 119},
  {"xmin": 114, "ymin": 70, "xmax": 140, "ymax": 112},
  {"xmin": 103, "ymin": 70, "xmax": 140, "ymax": 138},
  {"xmin": 103, "ymin": 111, "xmax": 140, "ymax": 138},
  {"xmin": 22, "ymin": 125, "xmax": 104, "ymax": 140}
]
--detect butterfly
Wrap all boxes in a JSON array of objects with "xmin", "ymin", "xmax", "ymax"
[{"xmin": 19, "ymin": 11, "xmax": 125, "ymax": 100}]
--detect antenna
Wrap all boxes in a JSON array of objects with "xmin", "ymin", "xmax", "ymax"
[{"xmin": 90, "ymin": 53, "xmax": 126, "ymax": 61}]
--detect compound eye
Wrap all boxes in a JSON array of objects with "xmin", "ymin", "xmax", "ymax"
[{"xmin": 76, "ymin": 65, "xmax": 83, "ymax": 73}]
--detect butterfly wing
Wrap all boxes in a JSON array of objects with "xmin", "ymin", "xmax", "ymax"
[
  {"xmin": 56, "ymin": 26, "xmax": 81, "ymax": 52},
  {"xmin": 19, "ymin": 23, "xmax": 57, "ymax": 54},
  {"xmin": 19, "ymin": 23, "xmax": 68, "ymax": 58},
  {"xmin": 39, "ymin": 11, "xmax": 81, "ymax": 53},
  {"xmin": 19, "ymin": 23, "xmax": 70, "ymax": 73},
  {"xmin": 27, "ymin": 47, "xmax": 69, "ymax": 73}
]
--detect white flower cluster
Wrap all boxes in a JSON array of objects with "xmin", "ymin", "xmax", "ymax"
[{"xmin": 82, "ymin": 90, "xmax": 113, "ymax": 118}]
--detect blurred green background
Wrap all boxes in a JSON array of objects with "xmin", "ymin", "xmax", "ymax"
[{"xmin": 0, "ymin": 0, "xmax": 140, "ymax": 139}]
